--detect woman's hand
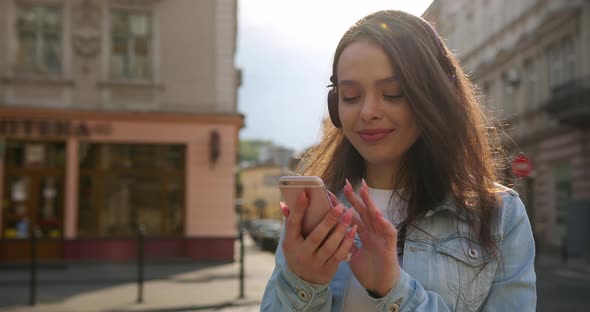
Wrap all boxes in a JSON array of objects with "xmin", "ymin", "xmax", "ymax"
[
  {"xmin": 279, "ymin": 191, "xmax": 358, "ymax": 285},
  {"xmin": 344, "ymin": 179, "xmax": 400, "ymax": 297}
]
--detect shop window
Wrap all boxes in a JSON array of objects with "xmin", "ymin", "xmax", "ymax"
[
  {"xmin": 77, "ymin": 174, "xmax": 98, "ymax": 236},
  {"xmin": 2, "ymin": 140, "xmax": 65, "ymax": 240},
  {"xmin": 547, "ymin": 37, "xmax": 576, "ymax": 89},
  {"xmin": 15, "ymin": 4, "xmax": 62, "ymax": 76},
  {"xmin": 524, "ymin": 59, "xmax": 537, "ymax": 112},
  {"xmin": 78, "ymin": 143, "xmax": 185, "ymax": 237},
  {"xmin": 4, "ymin": 141, "xmax": 66, "ymax": 169},
  {"xmin": 110, "ymin": 10, "xmax": 152, "ymax": 80}
]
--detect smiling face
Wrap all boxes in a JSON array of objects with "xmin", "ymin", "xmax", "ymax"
[{"xmin": 336, "ymin": 40, "xmax": 421, "ymax": 169}]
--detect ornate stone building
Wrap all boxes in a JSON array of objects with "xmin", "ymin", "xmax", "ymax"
[
  {"xmin": 0, "ymin": 0, "xmax": 243, "ymax": 262},
  {"xmin": 424, "ymin": 0, "xmax": 590, "ymax": 257}
]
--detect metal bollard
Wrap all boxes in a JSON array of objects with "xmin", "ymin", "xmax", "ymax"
[
  {"xmin": 239, "ymin": 224, "xmax": 245, "ymax": 299},
  {"xmin": 29, "ymin": 228, "xmax": 38, "ymax": 306},
  {"xmin": 236, "ymin": 198, "xmax": 245, "ymax": 299},
  {"xmin": 137, "ymin": 224, "xmax": 145, "ymax": 303}
]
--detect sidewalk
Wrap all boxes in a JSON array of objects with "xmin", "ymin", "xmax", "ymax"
[{"xmin": 0, "ymin": 236, "xmax": 275, "ymax": 312}]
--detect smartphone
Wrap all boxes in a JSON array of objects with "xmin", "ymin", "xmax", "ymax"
[{"xmin": 279, "ymin": 176, "xmax": 333, "ymax": 237}]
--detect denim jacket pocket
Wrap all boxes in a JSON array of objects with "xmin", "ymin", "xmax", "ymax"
[{"xmin": 435, "ymin": 234, "xmax": 497, "ymax": 311}]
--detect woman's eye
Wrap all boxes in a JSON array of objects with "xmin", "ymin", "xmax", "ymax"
[
  {"xmin": 342, "ymin": 96, "xmax": 360, "ymax": 103},
  {"xmin": 384, "ymin": 93, "xmax": 404, "ymax": 101}
]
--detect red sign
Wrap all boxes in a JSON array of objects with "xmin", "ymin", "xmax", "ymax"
[{"xmin": 511, "ymin": 154, "xmax": 533, "ymax": 178}]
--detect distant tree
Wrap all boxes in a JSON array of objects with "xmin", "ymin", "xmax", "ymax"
[{"xmin": 239, "ymin": 139, "xmax": 273, "ymax": 163}]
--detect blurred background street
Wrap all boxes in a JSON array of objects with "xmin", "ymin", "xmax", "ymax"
[
  {"xmin": 1, "ymin": 235, "xmax": 590, "ymax": 311},
  {"xmin": 1, "ymin": 0, "xmax": 589, "ymax": 310},
  {"xmin": 536, "ymin": 255, "xmax": 590, "ymax": 311},
  {"xmin": 0, "ymin": 235, "xmax": 270, "ymax": 312}
]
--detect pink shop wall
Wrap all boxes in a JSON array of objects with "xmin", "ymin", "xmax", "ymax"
[
  {"xmin": 0, "ymin": 108, "xmax": 243, "ymax": 241},
  {"xmin": 73, "ymin": 119, "xmax": 240, "ymax": 238}
]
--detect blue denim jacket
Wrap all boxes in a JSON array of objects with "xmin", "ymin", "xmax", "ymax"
[{"xmin": 261, "ymin": 188, "xmax": 537, "ymax": 311}]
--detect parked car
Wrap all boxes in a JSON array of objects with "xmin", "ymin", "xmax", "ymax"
[{"xmin": 247, "ymin": 219, "xmax": 282, "ymax": 252}]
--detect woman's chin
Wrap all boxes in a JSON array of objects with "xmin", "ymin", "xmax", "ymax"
[{"xmin": 360, "ymin": 152, "xmax": 402, "ymax": 168}]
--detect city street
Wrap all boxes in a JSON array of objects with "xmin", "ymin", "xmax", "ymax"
[
  {"xmin": 1, "ymin": 236, "xmax": 589, "ymax": 311},
  {"xmin": 0, "ymin": 236, "xmax": 274, "ymax": 312},
  {"xmin": 536, "ymin": 256, "xmax": 590, "ymax": 312}
]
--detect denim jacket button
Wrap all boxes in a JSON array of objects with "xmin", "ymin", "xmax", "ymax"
[
  {"xmin": 297, "ymin": 288, "xmax": 309, "ymax": 301},
  {"xmin": 468, "ymin": 248, "xmax": 479, "ymax": 258},
  {"xmin": 388, "ymin": 303, "xmax": 400, "ymax": 312}
]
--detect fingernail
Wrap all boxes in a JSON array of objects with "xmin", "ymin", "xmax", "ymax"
[
  {"xmin": 345, "ymin": 178, "xmax": 352, "ymax": 191},
  {"xmin": 342, "ymin": 208, "xmax": 353, "ymax": 224},
  {"xmin": 332, "ymin": 204, "xmax": 343, "ymax": 217},
  {"xmin": 361, "ymin": 178, "xmax": 368, "ymax": 189},
  {"xmin": 328, "ymin": 191, "xmax": 338, "ymax": 201},
  {"xmin": 347, "ymin": 224, "xmax": 358, "ymax": 239}
]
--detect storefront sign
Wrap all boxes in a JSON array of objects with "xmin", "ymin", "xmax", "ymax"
[{"xmin": 0, "ymin": 118, "xmax": 111, "ymax": 138}]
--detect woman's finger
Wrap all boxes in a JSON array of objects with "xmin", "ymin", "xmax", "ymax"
[
  {"xmin": 359, "ymin": 179, "xmax": 382, "ymax": 232},
  {"xmin": 373, "ymin": 209, "xmax": 398, "ymax": 251},
  {"xmin": 325, "ymin": 224, "xmax": 358, "ymax": 267},
  {"xmin": 377, "ymin": 215, "xmax": 397, "ymax": 249},
  {"xmin": 302, "ymin": 203, "xmax": 344, "ymax": 252},
  {"xmin": 314, "ymin": 207, "xmax": 354, "ymax": 264},
  {"xmin": 344, "ymin": 179, "xmax": 374, "ymax": 231},
  {"xmin": 349, "ymin": 208, "xmax": 367, "ymax": 233},
  {"xmin": 284, "ymin": 191, "xmax": 308, "ymax": 243},
  {"xmin": 279, "ymin": 202, "xmax": 290, "ymax": 218},
  {"xmin": 327, "ymin": 191, "xmax": 340, "ymax": 208}
]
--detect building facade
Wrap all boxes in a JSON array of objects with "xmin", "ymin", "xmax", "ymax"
[
  {"xmin": 0, "ymin": 0, "xmax": 243, "ymax": 262},
  {"xmin": 240, "ymin": 165, "xmax": 286, "ymax": 222},
  {"xmin": 424, "ymin": 0, "xmax": 590, "ymax": 257}
]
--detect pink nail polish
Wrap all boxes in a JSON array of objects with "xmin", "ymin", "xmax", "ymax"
[
  {"xmin": 345, "ymin": 178, "xmax": 352, "ymax": 191},
  {"xmin": 332, "ymin": 204, "xmax": 343, "ymax": 217},
  {"xmin": 329, "ymin": 191, "xmax": 338, "ymax": 201}
]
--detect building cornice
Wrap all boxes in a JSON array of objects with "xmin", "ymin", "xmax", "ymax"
[
  {"xmin": 1, "ymin": 76, "xmax": 76, "ymax": 87},
  {"xmin": 460, "ymin": 0, "xmax": 550, "ymax": 64},
  {"xmin": 0, "ymin": 105, "xmax": 245, "ymax": 127},
  {"xmin": 471, "ymin": 8, "xmax": 579, "ymax": 78}
]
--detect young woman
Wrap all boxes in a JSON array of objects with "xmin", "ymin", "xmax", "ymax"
[{"xmin": 261, "ymin": 10, "xmax": 536, "ymax": 311}]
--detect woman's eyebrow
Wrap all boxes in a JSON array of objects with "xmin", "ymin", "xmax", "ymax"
[
  {"xmin": 376, "ymin": 76, "xmax": 400, "ymax": 85},
  {"xmin": 338, "ymin": 76, "xmax": 399, "ymax": 87},
  {"xmin": 337, "ymin": 80, "xmax": 360, "ymax": 88}
]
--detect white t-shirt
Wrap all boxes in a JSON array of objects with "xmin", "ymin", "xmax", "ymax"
[{"xmin": 342, "ymin": 186, "xmax": 406, "ymax": 312}]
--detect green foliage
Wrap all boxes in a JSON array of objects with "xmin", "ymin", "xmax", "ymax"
[{"xmin": 239, "ymin": 139, "xmax": 273, "ymax": 162}]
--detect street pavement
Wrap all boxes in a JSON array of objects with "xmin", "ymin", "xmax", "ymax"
[
  {"xmin": 536, "ymin": 254, "xmax": 590, "ymax": 312},
  {"xmin": 1, "ymin": 236, "xmax": 589, "ymax": 311},
  {"xmin": 0, "ymin": 236, "xmax": 274, "ymax": 312}
]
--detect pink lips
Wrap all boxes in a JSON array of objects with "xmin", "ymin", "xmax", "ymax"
[{"xmin": 357, "ymin": 129, "xmax": 394, "ymax": 143}]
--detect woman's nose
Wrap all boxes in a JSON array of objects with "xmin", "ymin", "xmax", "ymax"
[{"xmin": 359, "ymin": 94, "xmax": 382, "ymax": 121}]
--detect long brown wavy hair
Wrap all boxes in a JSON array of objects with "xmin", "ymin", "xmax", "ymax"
[{"xmin": 299, "ymin": 10, "xmax": 508, "ymax": 260}]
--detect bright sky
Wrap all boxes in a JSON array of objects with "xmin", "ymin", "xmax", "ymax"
[{"xmin": 236, "ymin": 0, "xmax": 434, "ymax": 153}]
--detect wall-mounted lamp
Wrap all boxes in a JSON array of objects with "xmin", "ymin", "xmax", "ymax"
[{"xmin": 209, "ymin": 130, "xmax": 221, "ymax": 167}]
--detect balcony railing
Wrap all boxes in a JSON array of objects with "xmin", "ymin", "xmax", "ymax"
[{"xmin": 545, "ymin": 76, "xmax": 590, "ymax": 127}]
